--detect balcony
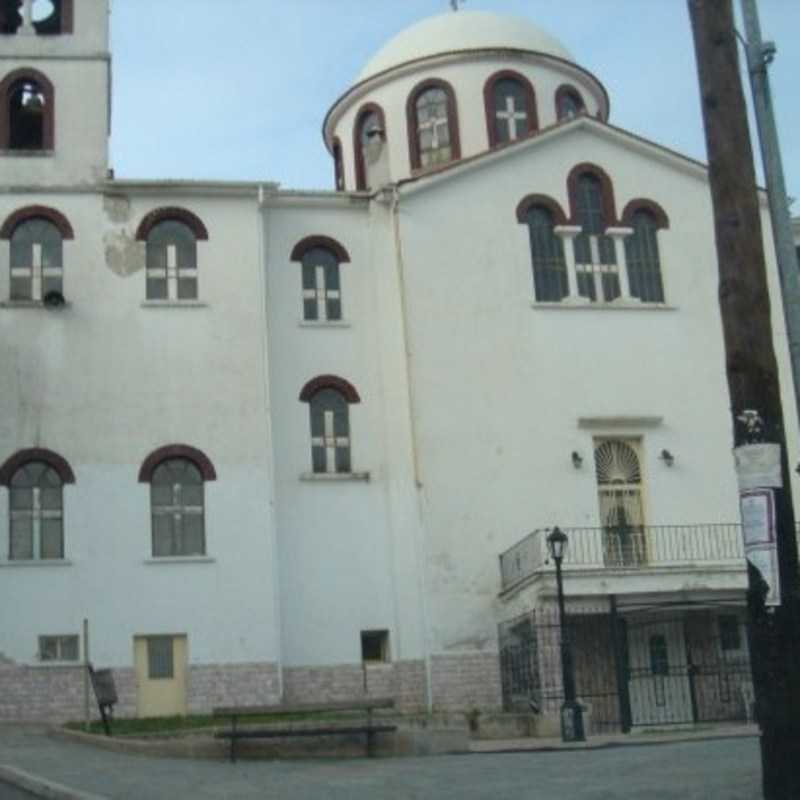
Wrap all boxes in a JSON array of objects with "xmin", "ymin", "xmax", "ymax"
[{"xmin": 499, "ymin": 524, "xmax": 746, "ymax": 593}]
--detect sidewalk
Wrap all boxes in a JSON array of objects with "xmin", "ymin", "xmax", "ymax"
[{"xmin": 469, "ymin": 722, "xmax": 758, "ymax": 753}]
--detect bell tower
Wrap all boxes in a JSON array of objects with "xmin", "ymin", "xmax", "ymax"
[{"xmin": 0, "ymin": 0, "xmax": 110, "ymax": 186}]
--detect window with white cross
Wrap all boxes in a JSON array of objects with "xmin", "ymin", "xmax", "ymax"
[
  {"xmin": 146, "ymin": 220, "xmax": 198, "ymax": 301},
  {"xmin": 573, "ymin": 172, "xmax": 619, "ymax": 303},
  {"xmin": 150, "ymin": 458, "xmax": 205, "ymax": 557},
  {"xmin": 490, "ymin": 78, "xmax": 532, "ymax": 145},
  {"xmin": 309, "ymin": 388, "xmax": 351, "ymax": 474},
  {"xmin": 302, "ymin": 247, "xmax": 342, "ymax": 321},
  {"xmin": 9, "ymin": 461, "xmax": 64, "ymax": 560},
  {"xmin": 9, "ymin": 217, "xmax": 63, "ymax": 301},
  {"xmin": 415, "ymin": 87, "xmax": 452, "ymax": 168}
]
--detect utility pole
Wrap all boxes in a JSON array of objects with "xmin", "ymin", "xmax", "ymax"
[
  {"xmin": 687, "ymin": 2, "xmax": 800, "ymax": 798},
  {"xmin": 740, "ymin": 0, "xmax": 800, "ymax": 434}
]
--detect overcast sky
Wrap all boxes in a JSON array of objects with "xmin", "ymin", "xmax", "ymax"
[{"xmin": 109, "ymin": 0, "xmax": 800, "ymax": 198}]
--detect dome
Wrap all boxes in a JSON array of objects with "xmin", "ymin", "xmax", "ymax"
[{"xmin": 357, "ymin": 11, "xmax": 574, "ymax": 83}]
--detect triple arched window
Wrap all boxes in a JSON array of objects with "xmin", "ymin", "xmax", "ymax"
[
  {"xmin": 485, "ymin": 72, "xmax": 537, "ymax": 148},
  {"xmin": 0, "ymin": 69, "xmax": 55, "ymax": 151},
  {"xmin": 408, "ymin": 80, "xmax": 460, "ymax": 171},
  {"xmin": 519, "ymin": 168, "xmax": 668, "ymax": 305}
]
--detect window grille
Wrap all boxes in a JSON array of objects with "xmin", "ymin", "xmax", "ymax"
[
  {"xmin": 526, "ymin": 205, "xmax": 568, "ymax": 301},
  {"xmin": 491, "ymin": 78, "xmax": 529, "ymax": 144},
  {"xmin": 301, "ymin": 247, "xmax": 342, "ymax": 321},
  {"xmin": 416, "ymin": 88, "xmax": 452, "ymax": 168},
  {"xmin": 574, "ymin": 174, "xmax": 618, "ymax": 302},
  {"xmin": 309, "ymin": 389, "xmax": 351, "ymax": 474},
  {"xmin": 147, "ymin": 636, "xmax": 174, "ymax": 679}
]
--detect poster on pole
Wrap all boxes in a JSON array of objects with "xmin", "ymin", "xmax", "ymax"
[
  {"xmin": 740, "ymin": 489, "xmax": 776, "ymax": 547},
  {"xmin": 746, "ymin": 546, "xmax": 781, "ymax": 607}
]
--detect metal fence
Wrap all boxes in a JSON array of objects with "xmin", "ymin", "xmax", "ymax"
[
  {"xmin": 498, "ymin": 606, "xmax": 752, "ymax": 735},
  {"xmin": 499, "ymin": 524, "xmax": 746, "ymax": 591}
]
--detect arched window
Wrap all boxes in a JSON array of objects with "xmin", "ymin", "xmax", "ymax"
[
  {"xmin": 572, "ymin": 171, "xmax": 617, "ymax": 301},
  {"xmin": 136, "ymin": 209, "xmax": 208, "ymax": 301},
  {"xmin": 299, "ymin": 376, "xmax": 361, "ymax": 475},
  {"xmin": 0, "ymin": 449, "xmax": 75, "ymax": 561},
  {"xmin": 1, "ymin": 206, "xmax": 73, "ymax": 303},
  {"xmin": 0, "ymin": 70, "xmax": 55, "ymax": 151},
  {"xmin": 485, "ymin": 72, "xmax": 537, "ymax": 147},
  {"xmin": 354, "ymin": 104, "xmax": 385, "ymax": 190},
  {"xmin": 407, "ymin": 80, "xmax": 460, "ymax": 170},
  {"xmin": 150, "ymin": 459, "xmax": 205, "ymax": 557},
  {"xmin": 624, "ymin": 208, "xmax": 666, "ymax": 303},
  {"xmin": 291, "ymin": 236, "xmax": 350, "ymax": 323},
  {"xmin": 556, "ymin": 85, "xmax": 585, "ymax": 121},
  {"xmin": 138, "ymin": 444, "xmax": 216, "ymax": 557},
  {"xmin": 525, "ymin": 205, "xmax": 567, "ymax": 302},
  {"xmin": 1, "ymin": 1, "xmax": 73, "ymax": 35},
  {"xmin": 332, "ymin": 137, "xmax": 345, "ymax": 191},
  {"xmin": 594, "ymin": 439, "xmax": 645, "ymax": 567},
  {"xmin": 9, "ymin": 461, "xmax": 64, "ymax": 559},
  {"xmin": 9, "ymin": 217, "xmax": 62, "ymax": 301}
]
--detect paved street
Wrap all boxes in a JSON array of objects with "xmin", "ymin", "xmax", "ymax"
[{"xmin": 0, "ymin": 725, "xmax": 762, "ymax": 799}]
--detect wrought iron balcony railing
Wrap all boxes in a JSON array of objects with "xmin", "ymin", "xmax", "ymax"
[{"xmin": 499, "ymin": 523, "xmax": 746, "ymax": 592}]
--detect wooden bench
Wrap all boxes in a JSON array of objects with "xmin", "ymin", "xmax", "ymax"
[{"xmin": 212, "ymin": 698, "xmax": 397, "ymax": 762}]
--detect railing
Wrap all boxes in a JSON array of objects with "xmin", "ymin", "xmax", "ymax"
[{"xmin": 499, "ymin": 523, "xmax": 746, "ymax": 592}]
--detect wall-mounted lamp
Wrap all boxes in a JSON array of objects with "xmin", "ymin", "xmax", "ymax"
[
  {"xmin": 660, "ymin": 449, "xmax": 675, "ymax": 467},
  {"xmin": 571, "ymin": 451, "xmax": 583, "ymax": 469},
  {"xmin": 43, "ymin": 290, "xmax": 66, "ymax": 309}
]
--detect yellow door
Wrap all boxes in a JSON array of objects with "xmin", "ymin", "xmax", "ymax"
[{"xmin": 134, "ymin": 635, "xmax": 188, "ymax": 718}]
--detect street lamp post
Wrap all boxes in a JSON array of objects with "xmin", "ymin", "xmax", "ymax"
[{"xmin": 547, "ymin": 527, "xmax": 585, "ymax": 742}]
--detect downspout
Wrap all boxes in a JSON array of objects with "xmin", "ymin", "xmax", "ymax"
[
  {"xmin": 389, "ymin": 184, "xmax": 433, "ymax": 712},
  {"xmin": 257, "ymin": 183, "xmax": 284, "ymax": 699}
]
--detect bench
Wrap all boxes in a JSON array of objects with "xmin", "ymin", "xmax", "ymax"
[{"xmin": 212, "ymin": 698, "xmax": 397, "ymax": 762}]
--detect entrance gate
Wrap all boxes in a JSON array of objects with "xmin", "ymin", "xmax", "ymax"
[{"xmin": 499, "ymin": 607, "xmax": 752, "ymax": 734}]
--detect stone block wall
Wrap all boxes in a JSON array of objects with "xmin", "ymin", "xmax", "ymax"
[
  {"xmin": 283, "ymin": 659, "xmax": 427, "ymax": 711},
  {"xmin": 430, "ymin": 652, "xmax": 503, "ymax": 711}
]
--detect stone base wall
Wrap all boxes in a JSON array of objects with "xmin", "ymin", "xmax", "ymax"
[
  {"xmin": 0, "ymin": 660, "xmax": 278, "ymax": 722},
  {"xmin": 430, "ymin": 652, "xmax": 502, "ymax": 711},
  {"xmin": 283, "ymin": 659, "xmax": 427, "ymax": 711},
  {"xmin": 187, "ymin": 662, "xmax": 281, "ymax": 714}
]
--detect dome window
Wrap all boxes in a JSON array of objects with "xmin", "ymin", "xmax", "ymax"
[
  {"xmin": 407, "ymin": 80, "xmax": 460, "ymax": 171},
  {"xmin": 556, "ymin": 85, "xmax": 585, "ymax": 121},
  {"xmin": 353, "ymin": 104, "xmax": 386, "ymax": 191},
  {"xmin": 485, "ymin": 71, "xmax": 538, "ymax": 148}
]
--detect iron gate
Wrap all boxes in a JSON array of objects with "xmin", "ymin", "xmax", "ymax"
[{"xmin": 499, "ymin": 606, "xmax": 752, "ymax": 734}]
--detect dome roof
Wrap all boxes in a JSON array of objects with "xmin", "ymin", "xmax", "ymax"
[{"xmin": 357, "ymin": 11, "xmax": 574, "ymax": 83}]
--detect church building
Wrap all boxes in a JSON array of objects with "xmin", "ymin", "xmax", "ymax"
[{"xmin": 1, "ymin": 1, "xmax": 795, "ymax": 732}]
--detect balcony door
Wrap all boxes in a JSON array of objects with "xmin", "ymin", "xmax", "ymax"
[{"xmin": 594, "ymin": 439, "xmax": 646, "ymax": 566}]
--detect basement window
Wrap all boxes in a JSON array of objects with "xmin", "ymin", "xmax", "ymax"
[
  {"xmin": 361, "ymin": 630, "xmax": 390, "ymax": 664},
  {"xmin": 39, "ymin": 634, "xmax": 78, "ymax": 662}
]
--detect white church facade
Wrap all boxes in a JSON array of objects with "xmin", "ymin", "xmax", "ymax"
[{"xmin": 0, "ymin": 1, "xmax": 796, "ymax": 731}]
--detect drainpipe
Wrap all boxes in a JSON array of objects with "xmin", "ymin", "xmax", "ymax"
[
  {"xmin": 257, "ymin": 183, "xmax": 284, "ymax": 700},
  {"xmin": 388, "ymin": 185, "xmax": 433, "ymax": 712}
]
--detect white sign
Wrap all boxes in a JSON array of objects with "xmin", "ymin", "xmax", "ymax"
[
  {"xmin": 734, "ymin": 443, "xmax": 782, "ymax": 490},
  {"xmin": 746, "ymin": 546, "xmax": 781, "ymax": 607},
  {"xmin": 739, "ymin": 490, "xmax": 775, "ymax": 547}
]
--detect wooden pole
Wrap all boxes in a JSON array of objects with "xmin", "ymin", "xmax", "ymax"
[{"xmin": 687, "ymin": 2, "xmax": 800, "ymax": 797}]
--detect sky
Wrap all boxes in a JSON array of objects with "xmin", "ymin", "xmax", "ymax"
[{"xmin": 109, "ymin": 0, "xmax": 800, "ymax": 198}]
